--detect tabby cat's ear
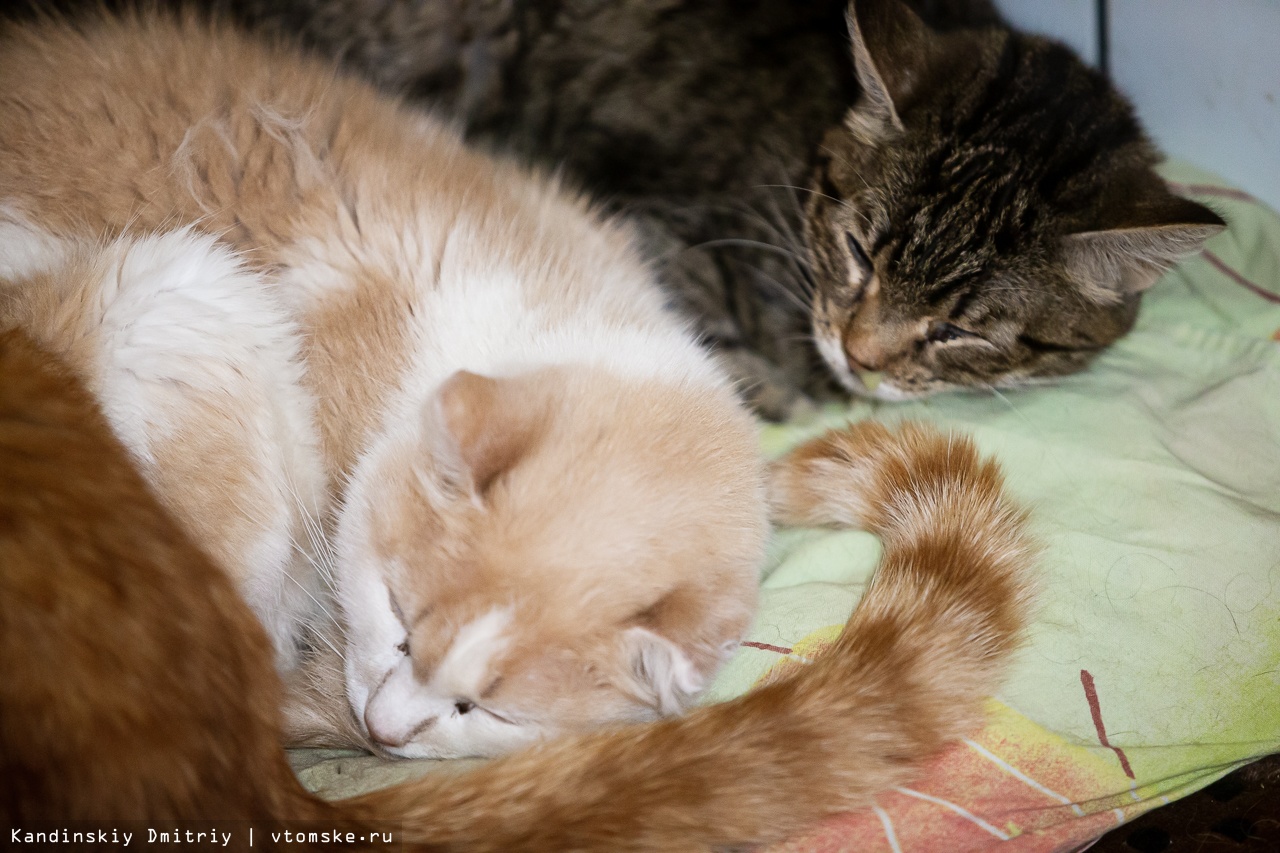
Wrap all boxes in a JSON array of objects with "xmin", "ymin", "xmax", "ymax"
[
  {"xmin": 845, "ymin": 0, "xmax": 935, "ymax": 138},
  {"xmin": 428, "ymin": 370, "xmax": 543, "ymax": 498},
  {"xmin": 1063, "ymin": 194, "xmax": 1226, "ymax": 301}
]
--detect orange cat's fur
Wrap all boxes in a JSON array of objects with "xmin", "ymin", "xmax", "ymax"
[{"xmin": 1, "ymin": 324, "xmax": 1034, "ymax": 850}]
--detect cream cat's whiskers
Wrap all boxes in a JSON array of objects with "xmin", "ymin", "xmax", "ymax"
[
  {"xmin": 283, "ymin": 570, "xmax": 344, "ymax": 660},
  {"xmin": 212, "ymin": 479, "xmax": 339, "ymax": 650},
  {"xmin": 283, "ymin": 474, "xmax": 335, "ymax": 578},
  {"xmin": 281, "ymin": 530, "xmax": 340, "ymax": 633}
]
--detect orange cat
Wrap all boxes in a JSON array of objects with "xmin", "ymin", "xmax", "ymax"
[{"xmin": 1, "ymin": 326, "xmax": 1033, "ymax": 850}]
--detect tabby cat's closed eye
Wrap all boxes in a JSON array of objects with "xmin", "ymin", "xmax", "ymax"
[
  {"xmin": 926, "ymin": 323, "xmax": 979, "ymax": 345},
  {"xmin": 845, "ymin": 232, "xmax": 872, "ymax": 272}
]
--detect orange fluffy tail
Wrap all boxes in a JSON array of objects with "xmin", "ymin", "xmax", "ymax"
[{"xmin": 340, "ymin": 420, "xmax": 1037, "ymax": 852}]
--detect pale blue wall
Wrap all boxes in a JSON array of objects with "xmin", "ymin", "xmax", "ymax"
[
  {"xmin": 992, "ymin": 0, "xmax": 1280, "ymax": 211},
  {"xmin": 993, "ymin": 0, "xmax": 1099, "ymax": 66}
]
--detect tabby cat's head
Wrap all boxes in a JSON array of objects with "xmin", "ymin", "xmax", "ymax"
[{"xmin": 805, "ymin": 0, "xmax": 1225, "ymax": 399}]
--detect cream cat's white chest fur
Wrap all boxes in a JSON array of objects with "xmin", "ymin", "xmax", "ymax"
[{"xmin": 0, "ymin": 14, "xmax": 767, "ymax": 758}]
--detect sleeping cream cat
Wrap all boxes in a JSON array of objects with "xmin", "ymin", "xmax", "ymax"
[{"xmin": 0, "ymin": 10, "xmax": 767, "ymax": 759}]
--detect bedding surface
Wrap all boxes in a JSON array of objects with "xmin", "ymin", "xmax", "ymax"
[{"xmin": 291, "ymin": 160, "xmax": 1280, "ymax": 852}]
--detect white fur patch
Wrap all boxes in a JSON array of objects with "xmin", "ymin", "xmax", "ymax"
[
  {"xmin": 870, "ymin": 380, "xmax": 917, "ymax": 402},
  {"xmin": 814, "ymin": 328, "xmax": 861, "ymax": 393},
  {"xmin": 281, "ymin": 210, "xmax": 730, "ymax": 402},
  {"xmin": 0, "ymin": 205, "xmax": 67, "ymax": 282},
  {"xmin": 432, "ymin": 608, "xmax": 514, "ymax": 697},
  {"xmin": 9, "ymin": 226, "xmax": 328, "ymax": 669}
]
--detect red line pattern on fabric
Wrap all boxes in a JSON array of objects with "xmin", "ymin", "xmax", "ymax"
[
  {"xmin": 1201, "ymin": 250, "xmax": 1280, "ymax": 304},
  {"xmin": 741, "ymin": 640, "xmax": 794, "ymax": 655},
  {"xmin": 1080, "ymin": 669, "xmax": 1135, "ymax": 780}
]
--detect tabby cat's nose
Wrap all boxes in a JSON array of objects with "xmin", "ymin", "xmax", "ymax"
[
  {"xmin": 844, "ymin": 341, "xmax": 884, "ymax": 372},
  {"xmin": 842, "ymin": 312, "xmax": 887, "ymax": 372}
]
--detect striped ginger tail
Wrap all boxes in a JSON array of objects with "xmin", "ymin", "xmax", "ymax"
[{"xmin": 342, "ymin": 421, "xmax": 1036, "ymax": 852}]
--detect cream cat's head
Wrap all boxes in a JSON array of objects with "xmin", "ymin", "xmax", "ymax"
[
  {"xmin": 804, "ymin": 0, "xmax": 1225, "ymax": 400},
  {"xmin": 333, "ymin": 368, "xmax": 766, "ymax": 759}
]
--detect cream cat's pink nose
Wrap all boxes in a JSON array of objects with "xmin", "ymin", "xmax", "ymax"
[
  {"xmin": 364, "ymin": 711, "xmax": 408, "ymax": 749},
  {"xmin": 365, "ymin": 705, "xmax": 439, "ymax": 749}
]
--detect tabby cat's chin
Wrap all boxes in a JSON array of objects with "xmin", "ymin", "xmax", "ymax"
[
  {"xmin": 816, "ymin": 339, "xmax": 927, "ymax": 402},
  {"xmin": 849, "ymin": 379, "xmax": 921, "ymax": 402}
]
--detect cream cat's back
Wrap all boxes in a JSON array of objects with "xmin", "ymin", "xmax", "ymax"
[
  {"xmin": 0, "ymin": 11, "xmax": 728, "ymax": 464},
  {"xmin": 0, "ymin": 13, "xmax": 367, "ymax": 256}
]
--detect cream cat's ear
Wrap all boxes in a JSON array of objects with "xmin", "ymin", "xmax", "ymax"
[
  {"xmin": 620, "ymin": 587, "xmax": 749, "ymax": 716},
  {"xmin": 428, "ymin": 370, "xmax": 544, "ymax": 498},
  {"xmin": 622, "ymin": 626, "xmax": 706, "ymax": 716},
  {"xmin": 1063, "ymin": 194, "xmax": 1226, "ymax": 302},
  {"xmin": 845, "ymin": 0, "xmax": 935, "ymax": 137}
]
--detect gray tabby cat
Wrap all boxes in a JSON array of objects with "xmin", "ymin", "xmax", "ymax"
[{"xmin": 182, "ymin": 0, "xmax": 1226, "ymax": 415}]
